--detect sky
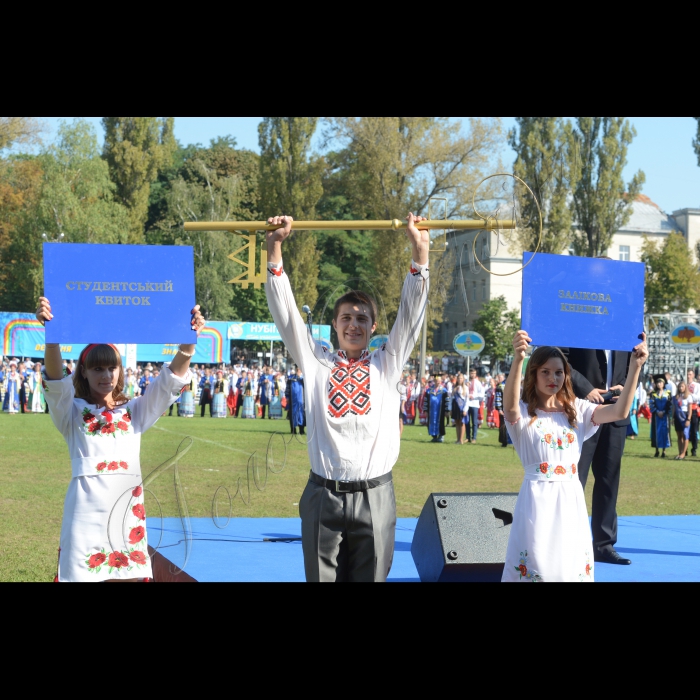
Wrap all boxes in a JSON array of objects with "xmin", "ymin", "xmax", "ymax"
[{"xmin": 41, "ymin": 116, "xmax": 700, "ymax": 214}]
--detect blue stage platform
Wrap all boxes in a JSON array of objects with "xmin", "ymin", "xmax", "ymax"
[{"xmin": 147, "ymin": 516, "xmax": 700, "ymax": 582}]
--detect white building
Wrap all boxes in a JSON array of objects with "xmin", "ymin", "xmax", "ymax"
[{"xmin": 435, "ymin": 196, "xmax": 700, "ymax": 350}]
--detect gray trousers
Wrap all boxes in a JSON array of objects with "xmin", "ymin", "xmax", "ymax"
[{"xmin": 298, "ymin": 474, "xmax": 396, "ymax": 582}]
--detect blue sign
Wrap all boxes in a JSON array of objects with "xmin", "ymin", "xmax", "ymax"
[
  {"xmin": 368, "ymin": 335, "xmax": 389, "ymax": 352},
  {"xmin": 227, "ymin": 321, "xmax": 331, "ymax": 342},
  {"xmin": 521, "ymin": 252, "xmax": 645, "ymax": 352},
  {"xmin": 43, "ymin": 243, "xmax": 197, "ymax": 345},
  {"xmin": 453, "ymin": 331, "xmax": 485, "ymax": 357}
]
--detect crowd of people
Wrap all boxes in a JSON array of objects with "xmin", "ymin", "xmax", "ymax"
[
  {"xmin": 399, "ymin": 368, "xmax": 508, "ymax": 446},
  {"xmin": 641, "ymin": 369, "xmax": 700, "ymax": 460},
  {"xmin": 0, "ymin": 356, "xmax": 307, "ymax": 435}
]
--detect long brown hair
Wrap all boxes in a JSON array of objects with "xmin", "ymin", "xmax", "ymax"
[
  {"xmin": 522, "ymin": 346, "xmax": 577, "ymax": 428},
  {"xmin": 73, "ymin": 344, "xmax": 128, "ymax": 406}
]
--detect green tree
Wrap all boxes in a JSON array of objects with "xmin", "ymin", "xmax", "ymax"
[
  {"xmin": 322, "ymin": 117, "xmax": 503, "ymax": 335},
  {"xmin": 472, "ymin": 296, "xmax": 520, "ymax": 367},
  {"xmin": 0, "ymin": 117, "xmax": 43, "ymax": 152},
  {"xmin": 571, "ymin": 117, "xmax": 645, "ymax": 257},
  {"xmin": 509, "ymin": 117, "xmax": 579, "ymax": 254},
  {"xmin": 641, "ymin": 232, "xmax": 700, "ymax": 313},
  {"xmin": 0, "ymin": 119, "xmax": 129, "ymax": 311},
  {"xmin": 258, "ymin": 117, "xmax": 324, "ymax": 313},
  {"xmin": 148, "ymin": 137, "xmax": 267, "ymax": 321},
  {"xmin": 693, "ymin": 117, "xmax": 700, "ymax": 166},
  {"xmin": 102, "ymin": 117, "xmax": 176, "ymax": 243}
]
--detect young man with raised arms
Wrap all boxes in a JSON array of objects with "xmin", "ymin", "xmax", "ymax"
[{"xmin": 265, "ymin": 214, "xmax": 429, "ymax": 582}]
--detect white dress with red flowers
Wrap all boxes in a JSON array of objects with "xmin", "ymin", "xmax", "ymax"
[
  {"xmin": 43, "ymin": 366, "xmax": 190, "ymax": 582},
  {"xmin": 503, "ymin": 399, "xmax": 599, "ymax": 582}
]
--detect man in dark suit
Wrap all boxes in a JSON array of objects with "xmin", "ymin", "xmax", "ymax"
[{"xmin": 563, "ymin": 347, "xmax": 636, "ymax": 565}]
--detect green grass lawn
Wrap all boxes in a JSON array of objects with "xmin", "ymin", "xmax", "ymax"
[{"xmin": 1, "ymin": 411, "xmax": 697, "ymax": 581}]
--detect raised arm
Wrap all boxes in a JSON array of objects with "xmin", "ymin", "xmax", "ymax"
[
  {"xmin": 265, "ymin": 216, "xmax": 322, "ymax": 372},
  {"xmin": 36, "ymin": 296, "xmax": 63, "ymax": 380},
  {"xmin": 504, "ymin": 330, "xmax": 531, "ymax": 423},
  {"xmin": 169, "ymin": 305, "xmax": 205, "ymax": 377},
  {"xmin": 590, "ymin": 334, "xmax": 648, "ymax": 425},
  {"xmin": 405, "ymin": 212, "xmax": 429, "ymax": 267}
]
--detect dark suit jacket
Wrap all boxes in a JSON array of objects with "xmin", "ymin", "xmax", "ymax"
[{"xmin": 561, "ymin": 348, "xmax": 634, "ymax": 427}]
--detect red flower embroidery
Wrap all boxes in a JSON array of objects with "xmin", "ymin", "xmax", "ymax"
[
  {"xmin": 119, "ymin": 461, "xmax": 128, "ymax": 470},
  {"xmin": 101, "ymin": 423, "xmax": 116, "ymax": 435},
  {"xmin": 88, "ymin": 553, "xmax": 106, "ymax": 569},
  {"xmin": 108, "ymin": 551, "xmax": 129, "ymax": 569},
  {"xmin": 132, "ymin": 504, "xmax": 146, "ymax": 521},
  {"xmin": 132, "ymin": 486, "xmax": 143, "ymax": 498},
  {"xmin": 544, "ymin": 434, "xmax": 552, "ymax": 444},
  {"xmin": 519, "ymin": 564, "xmax": 527, "ymax": 576},
  {"xmin": 554, "ymin": 465, "xmax": 566, "ymax": 475},
  {"xmin": 83, "ymin": 413, "xmax": 96, "ymax": 423},
  {"xmin": 129, "ymin": 551, "xmax": 147, "ymax": 565},
  {"xmin": 123, "ymin": 412, "xmax": 131, "ymax": 423},
  {"xmin": 567, "ymin": 433, "xmax": 575, "ymax": 444},
  {"xmin": 101, "ymin": 411, "xmax": 113, "ymax": 423},
  {"xmin": 129, "ymin": 526, "xmax": 145, "ymax": 545},
  {"xmin": 585, "ymin": 563, "xmax": 591, "ymax": 576},
  {"xmin": 88, "ymin": 423, "xmax": 101, "ymax": 434},
  {"xmin": 107, "ymin": 461, "xmax": 119, "ymax": 471},
  {"xmin": 557, "ymin": 438, "xmax": 563, "ymax": 447},
  {"xmin": 117, "ymin": 421, "xmax": 129, "ymax": 431},
  {"xmin": 539, "ymin": 463, "xmax": 549, "ymax": 474},
  {"xmin": 96, "ymin": 461, "xmax": 108, "ymax": 472},
  {"xmin": 572, "ymin": 464, "xmax": 577, "ymax": 474}
]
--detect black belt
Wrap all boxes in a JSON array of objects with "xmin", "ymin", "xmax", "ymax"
[{"xmin": 308, "ymin": 470, "xmax": 392, "ymax": 493}]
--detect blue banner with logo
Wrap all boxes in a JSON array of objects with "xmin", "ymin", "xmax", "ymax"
[
  {"xmin": 227, "ymin": 321, "xmax": 330, "ymax": 342},
  {"xmin": 521, "ymin": 252, "xmax": 645, "ymax": 351}
]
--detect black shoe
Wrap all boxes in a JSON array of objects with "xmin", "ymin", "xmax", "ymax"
[
  {"xmin": 693, "ymin": 451, "xmax": 697, "ymax": 457},
  {"xmin": 594, "ymin": 549, "xmax": 631, "ymax": 565},
  {"xmin": 654, "ymin": 450, "xmax": 660, "ymax": 458}
]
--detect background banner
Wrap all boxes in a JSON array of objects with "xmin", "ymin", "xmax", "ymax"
[
  {"xmin": 521, "ymin": 252, "xmax": 645, "ymax": 352},
  {"xmin": 1, "ymin": 314, "xmax": 330, "ymax": 365},
  {"xmin": 43, "ymin": 243, "xmax": 197, "ymax": 345},
  {"xmin": 227, "ymin": 322, "xmax": 330, "ymax": 342}
]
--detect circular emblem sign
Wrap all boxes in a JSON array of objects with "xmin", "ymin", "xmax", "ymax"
[
  {"xmin": 670, "ymin": 324, "xmax": 700, "ymax": 347},
  {"xmin": 228, "ymin": 323, "xmax": 244, "ymax": 340},
  {"xmin": 368, "ymin": 335, "xmax": 389, "ymax": 352},
  {"xmin": 453, "ymin": 331, "xmax": 485, "ymax": 357}
]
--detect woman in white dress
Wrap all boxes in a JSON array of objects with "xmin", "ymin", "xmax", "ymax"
[
  {"xmin": 502, "ymin": 330, "xmax": 648, "ymax": 582},
  {"xmin": 36, "ymin": 296, "xmax": 205, "ymax": 582},
  {"xmin": 29, "ymin": 362, "xmax": 46, "ymax": 412}
]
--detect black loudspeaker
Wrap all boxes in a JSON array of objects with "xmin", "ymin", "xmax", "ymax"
[{"xmin": 411, "ymin": 493, "xmax": 518, "ymax": 582}]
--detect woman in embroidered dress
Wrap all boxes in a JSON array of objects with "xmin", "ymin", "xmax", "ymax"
[
  {"xmin": 269, "ymin": 374, "xmax": 283, "ymax": 419},
  {"xmin": 672, "ymin": 381, "xmax": 692, "ymax": 460},
  {"xmin": 212, "ymin": 370, "xmax": 228, "ymax": 418},
  {"xmin": 502, "ymin": 330, "xmax": 647, "ymax": 582},
  {"xmin": 241, "ymin": 374, "xmax": 256, "ymax": 418},
  {"xmin": 451, "ymin": 373, "xmax": 468, "ymax": 444},
  {"xmin": 35, "ymin": 296, "xmax": 204, "ymax": 582},
  {"xmin": 2, "ymin": 362, "xmax": 21, "ymax": 413},
  {"xmin": 29, "ymin": 362, "xmax": 46, "ymax": 413}
]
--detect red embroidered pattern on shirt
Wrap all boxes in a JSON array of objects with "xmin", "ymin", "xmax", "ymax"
[
  {"xmin": 327, "ymin": 354, "xmax": 371, "ymax": 418},
  {"xmin": 269, "ymin": 266, "xmax": 284, "ymax": 277}
]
